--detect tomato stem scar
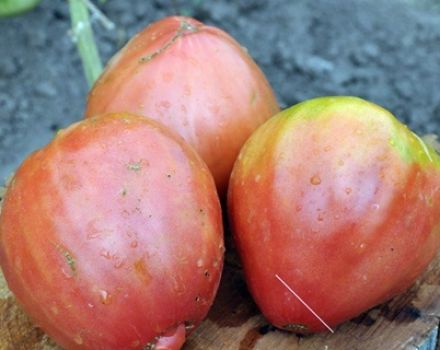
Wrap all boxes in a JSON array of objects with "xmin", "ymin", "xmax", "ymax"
[{"xmin": 275, "ymin": 274, "xmax": 334, "ymax": 333}]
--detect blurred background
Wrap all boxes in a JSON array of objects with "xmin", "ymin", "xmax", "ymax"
[{"xmin": 0, "ymin": 0, "xmax": 440, "ymax": 181}]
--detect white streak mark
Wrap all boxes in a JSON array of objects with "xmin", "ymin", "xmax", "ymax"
[
  {"xmin": 413, "ymin": 132, "xmax": 433, "ymax": 162},
  {"xmin": 275, "ymin": 274, "xmax": 335, "ymax": 333}
]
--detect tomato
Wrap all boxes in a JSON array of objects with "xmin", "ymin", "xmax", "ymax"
[
  {"xmin": 0, "ymin": 113, "xmax": 224, "ymax": 349},
  {"xmin": 228, "ymin": 96, "xmax": 440, "ymax": 333},
  {"xmin": 85, "ymin": 16, "xmax": 279, "ymax": 196}
]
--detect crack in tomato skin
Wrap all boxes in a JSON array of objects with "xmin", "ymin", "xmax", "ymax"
[{"xmin": 139, "ymin": 19, "xmax": 200, "ymax": 63}]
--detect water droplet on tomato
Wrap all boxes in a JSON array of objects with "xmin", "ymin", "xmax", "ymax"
[
  {"xmin": 130, "ymin": 240, "xmax": 138, "ymax": 248},
  {"xmin": 372, "ymin": 203, "xmax": 380, "ymax": 210},
  {"xmin": 359, "ymin": 243, "xmax": 366, "ymax": 249},
  {"xmin": 87, "ymin": 303, "xmax": 94, "ymax": 308},
  {"xmin": 317, "ymin": 213, "xmax": 324, "ymax": 221},
  {"xmin": 74, "ymin": 334, "xmax": 83, "ymax": 345},
  {"xmin": 183, "ymin": 85, "xmax": 191, "ymax": 96},
  {"xmin": 131, "ymin": 340, "xmax": 141, "ymax": 348},
  {"xmin": 61, "ymin": 268, "xmax": 73, "ymax": 279},
  {"xmin": 310, "ymin": 175, "xmax": 321, "ymax": 185},
  {"xmin": 197, "ymin": 258, "xmax": 203, "ymax": 267},
  {"xmin": 113, "ymin": 257, "xmax": 125, "ymax": 269},
  {"xmin": 255, "ymin": 174, "xmax": 261, "ymax": 182},
  {"xmin": 99, "ymin": 290, "xmax": 112, "ymax": 305},
  {"xmin": 14, "ymin": 257, "xmax": 22, "ymax": 272},
  {"xmin": 345, "ymin": 187, "xmax": 352, "ymax": 195},
  {"xmin": 100, "ymin": 250, "xmax": 111, "ymax": 259},
  {"xmin": 172, "ymin": 276, "xmax": 186, "ymax": 295},
  {"xmin": 50, "ymin": 305, "xmax": 59, "ymax": 315},
  {"xmin": 295, "ymin": 205, "xmax": 302, "ymax": 212}
]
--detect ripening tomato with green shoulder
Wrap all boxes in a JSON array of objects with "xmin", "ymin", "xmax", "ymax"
[
  {"xmin": 0, "ymin": 114, "xmax": 224, "ymax": 349},
  {"xmin": 85, "ymin": 16, "xmax": 279, "ymax": 196},
  {"xmin": 228, "ymin": 96, "xmax": 440, "ymax": 333}
]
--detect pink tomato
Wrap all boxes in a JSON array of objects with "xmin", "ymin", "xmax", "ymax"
[
  {"xmin": 0, "ymin": 113, "xmax": 224, "ymax": 349},
  {"xmin": 85, "ymin": 16, "xmax": 279, "ymax": 196}
]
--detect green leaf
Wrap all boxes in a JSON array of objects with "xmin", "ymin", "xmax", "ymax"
[{"xmin": 0, "ymin": 0, "xmax": 41, "ymax": 17}]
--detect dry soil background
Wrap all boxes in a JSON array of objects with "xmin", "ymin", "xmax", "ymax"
[{"xmin": 0, "ymin": 0, "xmax": 440, "ymax": 180}]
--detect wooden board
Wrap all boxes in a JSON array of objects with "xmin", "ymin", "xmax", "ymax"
[{"xmin": 1, "ymin": 248, "xmax": 440, "ymax": 350}]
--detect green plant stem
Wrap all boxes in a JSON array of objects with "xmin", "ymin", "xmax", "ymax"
[
  {"xmin": 68, "ymin": 0, "xmax": 103, "ymax": 87},
  {"xmin": 83, "ymin": 0, "xmax": 114, "ymax": 31}
]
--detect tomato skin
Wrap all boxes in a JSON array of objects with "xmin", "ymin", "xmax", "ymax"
[
  {"xmin": 0, "ymin": 114, "xmax": 224, "ymax": 349},
  {"xmin": 85, "ymin": 16, "xmax": 279, "ymax": 196},
  {"xmin": 228, "ymin": 96, "xmax": 440, "ymax": 333}
]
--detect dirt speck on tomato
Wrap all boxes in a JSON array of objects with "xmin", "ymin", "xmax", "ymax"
[
  {"xmin": 127, "ymin": 160, "xmax": 147, "ymax": 171},
  {"xmin": 310, "ymin": 175, "xmax": 321, "ymax": 185},
  {"xmin": 134, "ymin": 258, "xmax": 152, "ymax": 285},
  {"xmin": 55, "ymin": 244, "xmax": 76, "ymax": 277}
]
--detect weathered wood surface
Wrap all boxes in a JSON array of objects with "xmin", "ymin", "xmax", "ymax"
[{"xmin": 1, "ymin": 249, "xmax": 440, "ymax": 350}]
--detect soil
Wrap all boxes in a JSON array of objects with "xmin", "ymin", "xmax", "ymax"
[
  {"xmin": 0, "ymin": 0, "xmax": 440, "ymax": 179},
  {"xmin": 1, "ymin": 2, "xmax": 440, "ymax": 349}
]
